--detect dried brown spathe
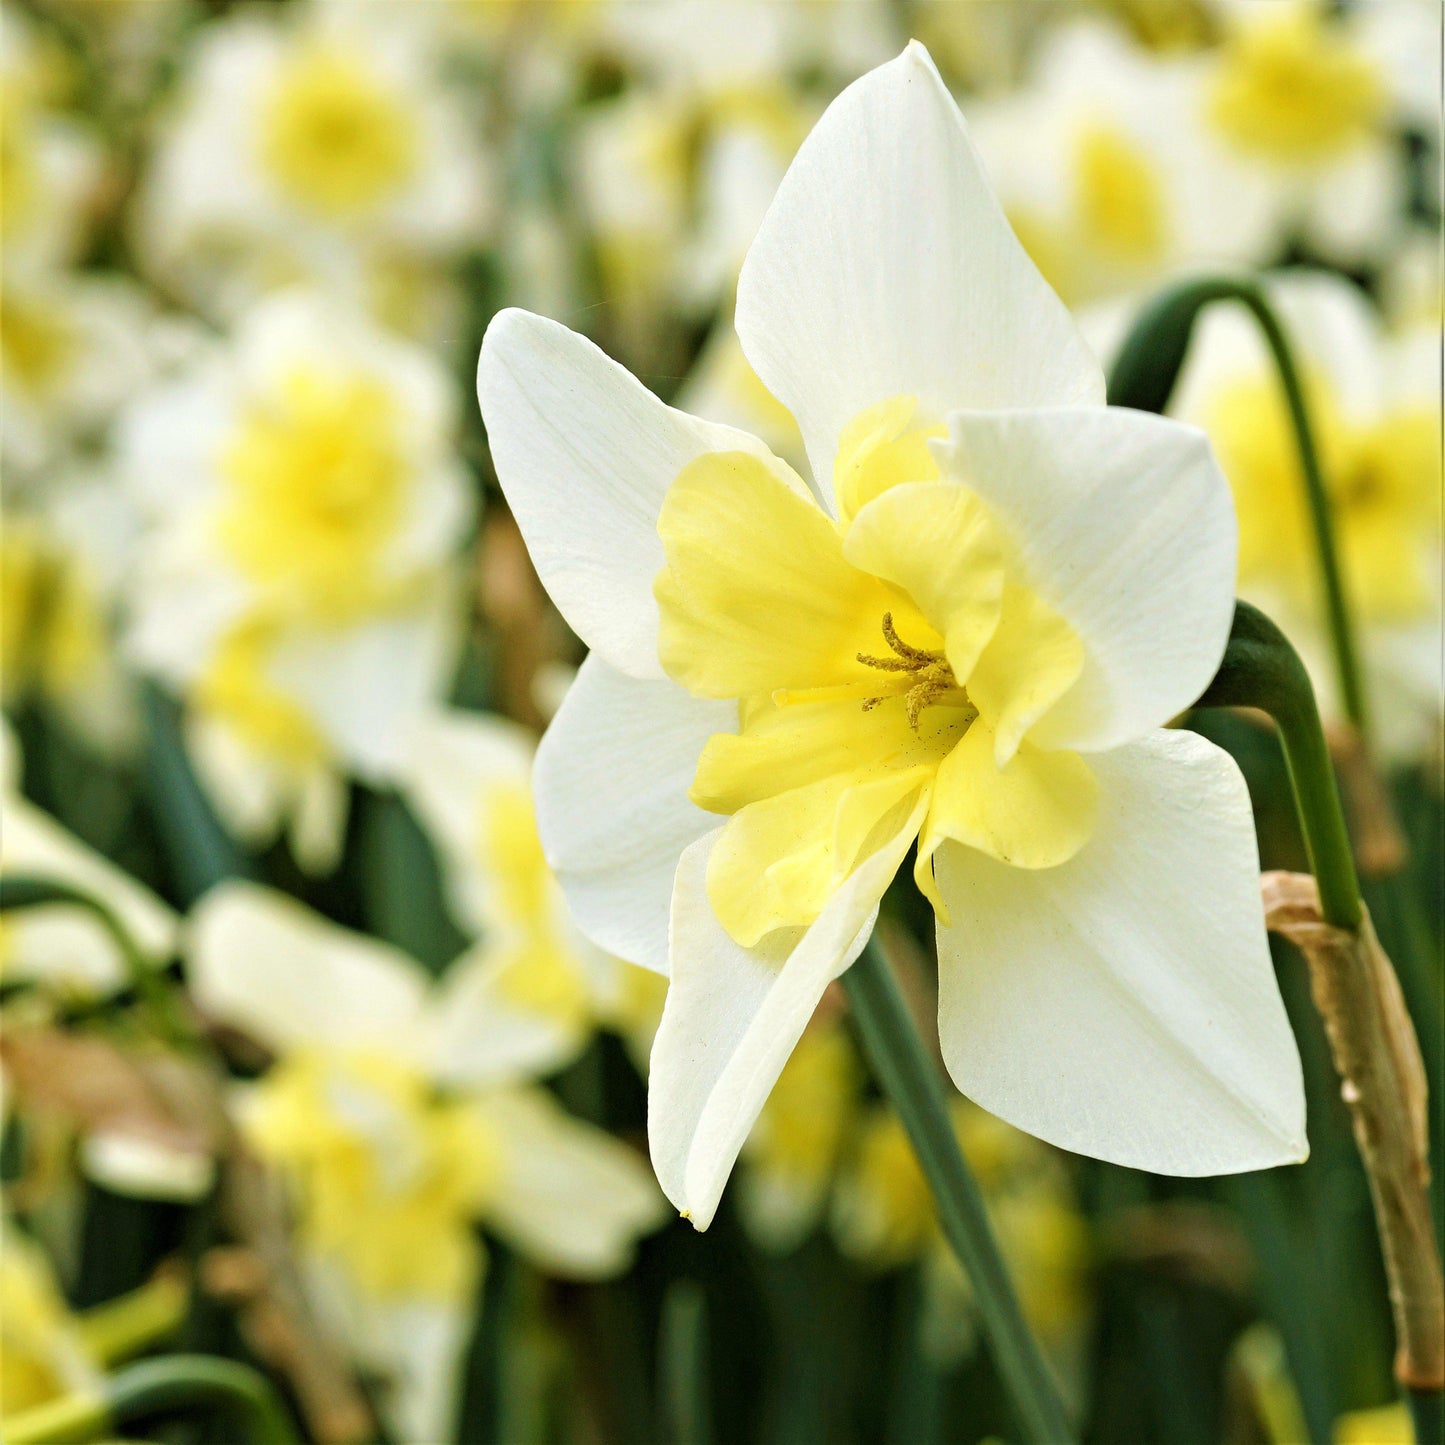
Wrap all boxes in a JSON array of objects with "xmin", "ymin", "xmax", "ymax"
[{"xmin": 1263, "ymin": 871, "xmax": 1442, "ymax": 1392}]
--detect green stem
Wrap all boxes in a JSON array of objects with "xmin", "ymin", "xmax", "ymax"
[
  {"xmin": 6, "ymin": 1356, "xmax": 298, "ymax": 1445},
  {"xmin": 1108, "ymin": 275, "xmax": 1369, "ymax": 741},
  {"xmin": 842, "ymin": 940, "xmax": 1076, "ymax": 1444},
  {"xmin": 660, "ymin": 1279, "xmax": 712, "ymax": 1445},
  {"xmin": 0, "ymin": 876, "xmax": 194, "ymax": 1047},
  {"xmin": 1409, "ymin": 1385, "xmax": 1443, "ymax": 1445},
  {"xmin": 1195, "ymin": 601, "xmax": 1364, "ymax": 931}
]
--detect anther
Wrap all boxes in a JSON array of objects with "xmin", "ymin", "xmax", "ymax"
[{"xmin": 857, "ymin": 612, "xmax": 944, "ymax": 672}]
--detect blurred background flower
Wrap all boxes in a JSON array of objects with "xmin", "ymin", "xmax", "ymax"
[{"xmin": 1, "ymin": 1, "xmax": 1438, "ymax": 1441}]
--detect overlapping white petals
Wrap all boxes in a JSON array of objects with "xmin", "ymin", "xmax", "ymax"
[
  {"xmin": 533, "ymin": 653, "xmax": 733, "ymax": 974},
  {"xmin": 427, "ymin": 944, "xmax": 584, "ymax": 1088},
  {"xmin": 935, "ymin": 406, "xmax": 1237, "ymax": 753},
  {"xmin": 187, "ymin": 881, "xmax": 430, "ymax": 1058},
  {"xmin": 935, "ymin": 728, "xmax": 1306, "ymax": 1175},
  {"xmin": 734, "ymin": 41, "xmax": 1104, "ymax": 506},
  {"xmin": 477, "ymin": 309, "xmax": 777, "ymax": 678},
  {"xmin": 649, "ymin": 794, "xmax": 925, "ymax": 1229}
]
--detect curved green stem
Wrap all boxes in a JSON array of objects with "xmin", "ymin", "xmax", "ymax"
[
  {"xmin": 0, "ymin": 875, "xmax": 193, "ymax": 1046},
  {"xmin": 6, "ymin": 1356, "xmax": 298, "ymax": 1445},
  {"xmin": 1108, "ymin": 275, "xmax": 1369, "ymax": 741},
  {"xmin": 842, "ymin": 939, "xmax": 1076, "ymax": 1444},
  {"xmin": 1195, "ymin": 601, "xmax": 1363, "ymax": 931}
]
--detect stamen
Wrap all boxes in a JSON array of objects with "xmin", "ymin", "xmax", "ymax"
[
  {"xmin": 854, "ymin": 613, "xmax": 971, "ymax": 732},
  {"xmin": 856, "ymin": 612, "xmax": 945, "ymax": 672}
]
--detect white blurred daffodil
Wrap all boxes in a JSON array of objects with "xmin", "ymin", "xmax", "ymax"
[
  {"xmin": 0, "ymin": 4, "xmax": 101, "ymax": 281},
  {"xmin": 478, "ymin": 43, "xmax": 1306, "ymax": 1229},
  {"xmin": 120, "ymin": 289, "xmax": 475, "ymax": 872},
  {"xmin": 1194, "ymin": 0, "xmax": 1414, "ymax": 268},
  {"xmin": 1171, "ymin": 269, "xmax": 1442, "ymax": 757},
  {"xmin": 131, "ymin": 2, "xmax": 492, "ymax": 330},
  {"xmin": 188, "ymin": 881, "xmax": 665, "ymax": 1443},
  {"xmin": 398, "ymin": 705, "xmax": 666, "ymax": 1079},
  {"xmin": 966, "ymin": 20, "xmax": 1276, "ymax": 307}
]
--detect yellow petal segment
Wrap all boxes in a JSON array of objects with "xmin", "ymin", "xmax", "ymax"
[
  {"xmin": 655, "ymin": 450, "xmax": 883, "ymax": 699},
  {"xmin": 833, "ymin": 395, "xmax": 947, "ymax": 526},
  {"xmin": 707, "ymin": 765, "xmax": 931, "ymax": 947},
  {"xmin": 691, "ymin": 690, "xmax": 964, "ymax": 816},
  {"xmin": 967, "ymin": 582, "xmax": 1085, "ymax": 768},
  {"xmin": 843, "ymin": 481, "xmax": 1006, "ymax": 686},
  {"xmin": 924, "ymin": 721, "xmax": 1098, "ymax": 872}
]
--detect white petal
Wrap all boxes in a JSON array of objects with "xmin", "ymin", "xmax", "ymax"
[
  {"xmin": 477, "ymin": 308, "xmax": 776, "ymax": 678},
  {"xmin": 734, "ymin": 41, "xmax": 1104, "ymax": 508},
  {"xmin": 266, "ymin": 578, "xmax": 465, "ymax": 782},
  {"xmin": 186, "ymin": 882, "xmax": 430, "ymax": 1059},
  {"xmin": 427, "ymin": 942, "xmax": 585, "ymax": 1088},
  {"xmin": 365, "ymin": 1298, "xmax": 471, "ymax": 1445},
  {"xmin": 936, "ymin": 406, "xmax": 1236, "ymax": 752},
  {"xmin": 534, "ymin": 652, "xmax": 731, "ymax": 975},
  {"xmin": 649, "ymin": 795, "xmax": 926, "ymax": 1230},
  {"xmin": 477, "ymin": 1087, "xmax": 665, "ymax": 1277},
  {"xmin": 935, "ymin": 728, "xmax": 1306, "ymax": 1176},
  {"xmin": 397, "ymin": 706, "xmax": 536, "ymax": 937}
]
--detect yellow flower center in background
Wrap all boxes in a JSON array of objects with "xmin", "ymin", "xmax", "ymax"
[
  {"xmin": 654, "ymin": 396, "xmax": 1098, "ymax": 948},
  {"xmin": 194, "ymin": 620, "xmax": 330, "ymax": 768},
  {"xmin": 0, "ymin": 1229, "xmax": 86, "ymax": 1417},
  {"xmin": 0, "ymin": 94, "xmax": 40, "ymax": 245},
  {"xmin": 259, "ymin": 48, "xmax": 419, "ymax": 217},
  {"xmin": 1208, "ymin": 6, "xmax": 1383, "ymax": 164},
  {"xmin": 1203, "ymin": 372, "xmax": 1440, "ymax": 623},
  {"xmin": 475, "ymin": 781, "xmax": 592, "ymax": 1026},
  {"xmin": 245, "ymin": 1049, "xmax": 499, "ymax": 1300},
  {"xmin": 0, "ymin": 294, "xmax": 77, "ymax": 397},
  {"xmin": 1072, "ymin": 122, "xmax": 1167, "ymax": 264},
  {"xmin": 217, "ymin": 366, "xmax": 408, "ymax": 620},
  {"xmin": 0, "ymin": 525, "xmax": 107, "ymax": 711}
]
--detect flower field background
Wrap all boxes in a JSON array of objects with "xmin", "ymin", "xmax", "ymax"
[{"xmin": 1, "ymin": 2, "xmax": 1440, "ymax": 1443}]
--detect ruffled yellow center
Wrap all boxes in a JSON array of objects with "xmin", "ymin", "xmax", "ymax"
[
  {"xmin": 1204, "ymin": 371, "xmax": 1440, "ymax": 623},
  {"xmin": 259, "ymin": 48, "xmax": 418, "ymax": 217},
  {"xmin": 245, "ymin": 1049, "xmax": 499, "ymax": 1300},
  {"xmin": 1208, "ymin": 6, "xmax": 1383, "ymax": 165},
  {"xmin": 216, "ymin": 366, "xmax": 409, "ymax": 621},
  {"xmin": 654, "ymin": 396, "xmax": 1099, "ymax": 948}
]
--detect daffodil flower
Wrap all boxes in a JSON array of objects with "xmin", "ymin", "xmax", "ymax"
[
  {"xmin": 120, "ymin": 289, "xmax": 475, "ymax": 872},
  {"xmin": 130, "ymin": 4, "xmax": 492, "ymax": 328},
  {"xmin": 188, "ymin": 881, "xmax": 665, "ymax": 1442},
  {"xmin": 397, "ymin": 704, "xmax": 667, "ymax": 1079},
  {"xmin": 478, "ymin": 43, "xmax": 1306, "ymax": 1229},
  {"xmin": 1170, "ymin": 268, "xmax": 1442, "ymax": 759}
]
